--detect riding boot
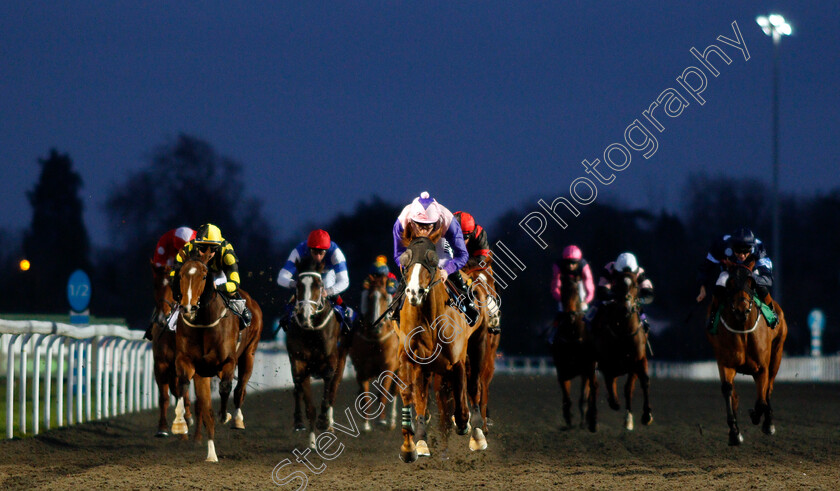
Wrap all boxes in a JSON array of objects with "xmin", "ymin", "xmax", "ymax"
[
  {"xmin": 448, "ymin": 273, "xmax": 479, "ymax": 327},
  {"xmin": 279, "ymin": 298, "xmax": 295, "ymax": 331},
  {"xmin": 143, "ymin": 322, "xmax": 155, "ymax": 341},
  {"xmin": 707, "ymin": 286, "xmax": 725, "ymax": 331},
  {"xmin": 228, "ymin": 291, "xmax": 251, "ymax": 330}
]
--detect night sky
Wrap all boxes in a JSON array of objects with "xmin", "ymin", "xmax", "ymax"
[{"xmin": 2, "ymin": 1, "xmax": 838, "ymax": 247}]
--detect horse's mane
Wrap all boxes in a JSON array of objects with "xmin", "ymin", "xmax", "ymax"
[
  {"xmin": 726, "ymin": 264, "xmax": 755, "ymax": 295},
  {"xmin": 297, "ymin": 254, "xmax": 326, "ymax": 275},
  {"xmin": 401, "ymin": 220, "xmax": 444, "ymax": 247}
]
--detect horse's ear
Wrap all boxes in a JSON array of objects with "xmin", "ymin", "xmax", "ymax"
[
  {"xmin": 399, "ymin": 250, "xmax": 412, "ymax": 268},
  {"xmin": 425, "ymin": 249, "xmax": 438, "ymax": 266}
]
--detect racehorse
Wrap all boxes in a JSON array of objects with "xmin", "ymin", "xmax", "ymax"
[
  {"xmin": 706, "ymin": 261, "xmax": 787, "ymax": 445},
  {"xmin": 169, "ymin": 258, "xmax": 263, "ymax": 462},
  {"xmin": 460, "ymin": 260, "xmax": 502, "ymax": 447},
  {"xmin": 349, "ymin": 274, "xmax": 400, "ymax": 431},
  {"xmin": 394, "ymin": 237, "xmax": 480, "ymax": 462},
  {"xmin": 591, "ymin": 271, "xmax": 652, "ymax": 431},
  {"xmin": 549, "ymin": 272, "xmax": 597, "ymax": 431},
  {"xmin": 285, "ymin": 255, "xmax": 350, "ymax": 448},
  {"xmin": 149, "ymin": 261, "xmax": 192, "ymax": 437}
]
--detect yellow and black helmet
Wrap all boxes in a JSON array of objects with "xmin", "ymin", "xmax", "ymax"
[{"xmin": 195, "ymin": 223, "xmax": 223, "ymax": 246}]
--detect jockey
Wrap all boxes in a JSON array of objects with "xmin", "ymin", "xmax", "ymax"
[
  {"xmin": 360, "ymin": 255, "xmax": 398, "ymax": 319},
  {"xmin": 550, "ymin": 245, "xmax": 595, "ymax": 311},
  {"xmin": 276, "ymin": 229, "xmax": 355, "ymax": 333},
  {"xmin": 169, "ymin": 223, "xmax": 252, "ymax": 329},
  {"xmin": 144, "ymin": 226, "xmax": 196, "ymax": 340},
  {"xmin": 453, "ymin": 210, "xmax": 500, "ymax": 334},
  {"xmin": 392, "ymin": 191, "xmax": 477, "ymax": 325},
  {"xmin": 152, "ymin": 227, "xmax": 196, "ymax": 268},
  {"xmin": 696, "ymin": 227, "xmax": 776, "ymax": 326},
  {"xmin": 587, "ymin": 252, "xmax": 654, "ymax": 332}
]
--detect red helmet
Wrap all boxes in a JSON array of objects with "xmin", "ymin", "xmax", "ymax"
[
  {"xmin": 307, "ymin": 229, "xmax": 331, "ymax": 250},
  {"xmin": 562, "ymin": 245, "xmax": 583, "ymax": 260},
  {"xmin": 455, "ymin": 211, "xmax": 476, "ymax": 235}
]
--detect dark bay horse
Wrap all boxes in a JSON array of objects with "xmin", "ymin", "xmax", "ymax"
[
  {"xmin": 170, "ymin": 259, "xmax": 263, "ymax": 462},
  {"xmin": 395, "ymin": 237, "xmax": 479, "ymax": 462},
  {"xmin": 549, "ymin": 272, "xmax": 597, "ymax": 431},
  {"xmin": 349, "ymin": 274, "xmax": 400, "ymax": 431},
  {"xmin": 591, "ymin": 272, "xmax": 652, "ymax": 431},
  {"xmin": 150, "ymin": 262, "xmax": 192, "ymax": 437},
  {"xmin": 286, "ymin": 256, "xmax": 350, "ymax": 448},
  {"xmin": 707, "ymin": 261, "xmax": 787, "ymax": 445}
]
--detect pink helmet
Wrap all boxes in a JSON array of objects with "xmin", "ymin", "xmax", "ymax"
[
  {"xmin": 407, "ymin": 191, "xmax": 440, "ymax": 224},
  {"xmin": 562, "ymin": 245, "xmax": 583, "ymax": 260}
]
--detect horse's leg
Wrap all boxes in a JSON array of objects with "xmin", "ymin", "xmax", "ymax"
[
  {"xmin": 586, "ymin": 365, "xmax": 599, "ymax": 433},
  {"xmin": 231, "ymin": 347, "xmax": 256, "ymax": 430},
  {"xmin": 194, "ymin": 376, "xmax": 218, "ymax": 462},
  {"xmin": 412, "ymin": 367, "xmax": 432, "ymax": 457},
  {"xmin": 578, "ymin": 374, "xmax": 590, "ymax": 429},
  {"xmin": 217, "ymin": 357, "xmax": 236, "ymax": 426},
  {"xmin": 154, "ymin": 362, "xmax": 170, "ymax": 436},
  {"xmin": 451, "ymin": 361, "xmax": 471, "ymax": 436},
  {"xmin": 605, "ymin": 372, "xmax": 620, "ymax": 411},
  {"xmin": 763, "ymin": 324, "xmax": 786, "ymax": 436},
  {"xmin": 623, "ymin": 372, "xmax": 637, "ymax": 430},
  {"xmin": 398, "ymin": 355, "xmax": 418, "ymax": 463},
  {"xmin": 749, "ymin": 367, "xmax": 772, "ymax": 434},
  {"xmin": 719, "ymin": 366, "xmax": 742, "ymax": 446},
  {"xmin": 359, "ymin": 379, "xmax": 373, "ymax": 432},
  {"xmin": 376, "ymin": 376, "xmax": 393, "ymax": 428},
  {"xmin": 639, "ymin": 358, "xmax": 653, "ymax": 426},
  {"xmin": 290, "ymin": 361, "xmax": 309, "ymax": 432},
  {"xmin": 559, "ymin": 377, "xmax": 573, "ymax": 429},
  {"xmin": 319, "ymin": 349, "xmax": 349, "ymax": 432},
  {"xmin": 171, "ymin": 356, "xmax": 195, "ymax": 436},
  {"xmin": 480, "ymin": 357, "xmax": 494, "ymax": 434}
]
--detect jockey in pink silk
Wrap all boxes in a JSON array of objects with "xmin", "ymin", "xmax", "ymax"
[{"xmin": 550, "ymin": 245, "xmax": 595, "ymax": 312}]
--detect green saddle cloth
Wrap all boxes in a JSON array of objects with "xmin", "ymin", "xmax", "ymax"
[{"xmin": 709, "ymin": 296, "xmax": 777, "ymax": 335}]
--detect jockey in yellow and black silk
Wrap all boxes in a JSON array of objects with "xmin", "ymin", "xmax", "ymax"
[{"xmin": 169, "ymin": 223, "xmax": 252, "ymax": 329}]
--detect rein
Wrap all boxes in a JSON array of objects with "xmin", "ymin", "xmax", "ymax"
[
  {"xmin": 180, "ymin": 288, "xmax": 231, "ymax": 329},
  {"xmin": 292, "ymin": 271, "xmax": 334, "ymax": 331}
]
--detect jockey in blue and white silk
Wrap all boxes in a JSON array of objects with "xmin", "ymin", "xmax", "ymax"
[{"xmin": 277, "ymin": 240, "xmax": 349, "ymax": 297}]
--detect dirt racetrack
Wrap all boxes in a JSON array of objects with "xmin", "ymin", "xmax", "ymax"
[{"xmin": 2, "ymin": 374, "xmax": 840, "ymax": 490}]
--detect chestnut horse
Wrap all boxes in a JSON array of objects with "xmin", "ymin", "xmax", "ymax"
[
  {"xmin": 286, "ymin": 256, "xmax": 350, "ymax": 449},
  {"xmin": 707, "ymin": 261, "xmax": 787, "ymax": 445},
  {"xmin": 149, "ymin": 262, "xmax": 192, "ymax": 437},
  {"xmin": 349, "ymin": 274, "xmax": 400, "ymax": 431},
  {"xmin": 460, "ymin": 261, "xmax": 502, "ymax": 446},
  {"xmin": 549, "ymin": 272, "xmax": 597, "ymax": 431},
  {"xmin": 170, "ymin": 259, "xmax": 263, "ymax": 462},
  {"xmin": 591, "ymin": 272, "xmax": 652, "ymax": 431},
  {"xmin": 395, "ymin": 237, "xmax": 480, "ymax": 463}
]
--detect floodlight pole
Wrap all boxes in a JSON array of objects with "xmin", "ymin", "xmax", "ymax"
[{"xmin": 771, "ymin": 28, "xmax": 781, "ymax": 305}]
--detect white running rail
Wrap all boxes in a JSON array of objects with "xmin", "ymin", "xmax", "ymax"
[{"xmin": 0, "ymin": 319, "xmax": 152, "ymax": 439}]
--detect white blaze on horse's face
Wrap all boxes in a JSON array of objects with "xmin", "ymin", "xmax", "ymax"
[
  {"xmin": 624, "ymin": 277, "xmax": 633, "ymax": 310},
  {"xmin": 406, "ymin": 263, "xmax": 425, "ymax": 306},
  {"xmin": 372, "ymin": 290, "xmax": 381, "ymax": 323},
  {"xmin": 301, "ymin": 276, "xmax": 314, "ymax": 328}
]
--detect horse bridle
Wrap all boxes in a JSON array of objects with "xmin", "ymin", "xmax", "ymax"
[
  {"xmin": 178, "ymin": 275, "xmax": 231, "ymax": 329},
  {"xmin": 721, "ymin": 264, "xmax": 760, "ymax": 334},
  {"xmin": 401, "ymin": 260, "xmax": 443, "ymax": 302},
  {"xmin": 293, "ymin": 271, "xmax": 334, "ymax": 330}
]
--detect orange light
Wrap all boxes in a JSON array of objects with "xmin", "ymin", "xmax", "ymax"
[{"xmin": 19, "ymin": 259, "xmax": 31, "ymax": 271}]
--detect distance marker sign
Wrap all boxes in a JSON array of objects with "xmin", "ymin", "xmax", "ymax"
[{"xmin": 67, "ymin": 269, "xmax": 91, "ymax": 313}]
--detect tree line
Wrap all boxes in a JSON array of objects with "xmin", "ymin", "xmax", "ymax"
[{"xmin": 1, "ymin": 135, "xmax": 838, "ymax": 360}]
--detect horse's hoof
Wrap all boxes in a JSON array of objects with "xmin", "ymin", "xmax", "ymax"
[
  {"xmin": 748, "ymin": 408, "xmax": 761, "ymax": 425},
  {"xmin": 624, "ymin": 412, "xmax": 634, "ymax": 431},
  {"xmin": 155, "ymin": 430, "xmax": 170, "ymax": 438},
  {"xmin": 316, "ymin": 418, "xmax": 329, "ymax": 432},
  {"xmin": 233, "ymin": 419, "xmax": 245, "ymax": 430},
  {"xmin": 309, "ymin": 432, "xmax": 317, "ymax": 449},
  {"xmin": 171, "ymin": 420, "xmax": 188, "ymax": 436},
  {"xmin": 294, "ymin": 423, "xmax": 307, "ymax": 432},
  {"xmin": 205, "ymin": 440, "xmax": 218, "ymax": 463},
  {"xmin": 763, "ymin": 424, "xmax": 776, "ymax": 436},
  {"xmin": 456, "ymin": 422, "xmax": 471, "ymax": 436},
  {"xmin": 377, "ymin": 418, "xmax": 389, "ymax": 427},
  {"xmin": 469, "ymin": 428, "xmax": 488, "ymax": 451},
  {"xmin": 400, "ymin": 449, "xmax": 418, "ymax": 463},
  {"xmin": 608, "ymin": 400, "xmax": 620, "ymax": 411},
  {"xmin": 416, "ymin": 440, "xmax": 431, "ymax": 457},
  {"xmin": 588, "ymin": 422, "xmax": 599, "ymax": 433},
  {"xmin": 728, "ymin": 432, "xmax": 743, "ymax": 446},
  {"xmin": 222, "ymin": 412, "xmax": 232, "ymax": 425},
  {"xmin": 363, "ymin": 421, "xmax": 373, "ymax": 432},
  {"xmin": 188, "ymin": 417, "xmax": 195, "ymax": 427},
  {"xmin": 642, "ymin": 412, "xmax": 653, "ymax": 426}
]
